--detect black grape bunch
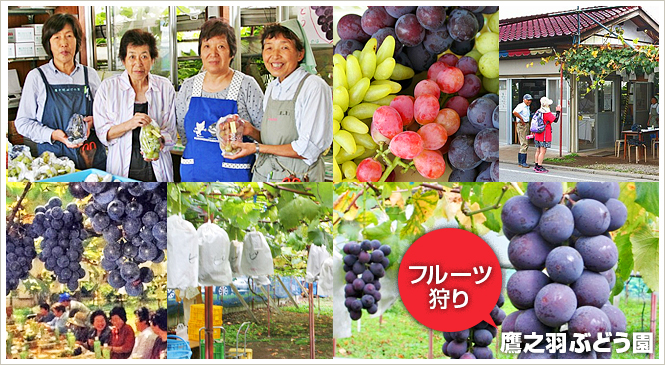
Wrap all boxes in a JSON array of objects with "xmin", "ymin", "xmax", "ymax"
[
  {"xmin": 442, "ymin": 294, "xmax": 506, "ymax": 359},
  {"xmin": 501, "ymin": 182, "xmax": 627, "ymax": 359},
  {"xmin": 342, "ymin": 240, "xmax": 391, "ymax": 320},
  {"xmin": 311, "ymin": 6, "xmax": 333, "ymax": 41},
  {"xmin": 6, "ymin": 221, "xmax": 39, "ymax": 295},
  {"xmin": 30, "ymin": 196, "xmax": 87, "ymax": 292},
  {"xmin": 70, "ymin": 182, "xmax": 167, "ymax": 297}
]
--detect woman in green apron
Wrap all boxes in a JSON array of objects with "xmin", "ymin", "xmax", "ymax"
[
  {"xmin": 14, "ymin": 13, "xmax": 106, "ymax": 171},
  {"xmin": 226, "ymin": 21, "xmax": 332, "ymax": 182}
]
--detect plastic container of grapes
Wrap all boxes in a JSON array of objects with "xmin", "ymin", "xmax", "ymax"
[{"xmin": 38, "ymin": 168, "xmax": 139, "ymax": 182}]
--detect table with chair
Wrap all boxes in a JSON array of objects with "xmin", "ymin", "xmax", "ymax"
[{"xmin": 620, "ymin": 128, "xmax": 659, "ymax": 163}]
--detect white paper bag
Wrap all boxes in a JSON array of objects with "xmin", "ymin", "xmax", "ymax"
[
  {"xmin": 229, "ymin": 240, "xmax": 244, "ymax": 276},
  {"xmin": 167, "ymin": 215, "xmax": 199, "ymax": 289},
  {"xmin": 306, "ymin": 244, "xmax": 331, "ymax": 283},
  {"xmin": 197, "ymin": 222, "xmax": 233, "ymax": 286},
  {"xmin": 240, "ymin": 231, "xmax": 274, "ymax": 276},
  {"xmin": 317, "ymin": 257, "xmax": 333, "ymax": 296}
]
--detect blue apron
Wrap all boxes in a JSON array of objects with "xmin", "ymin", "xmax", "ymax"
[
  {"xmin": 180, "ymin": 71, "xmax": 255, "ymax": 182},
  {"xmin": 36, "ymin": 66, "xmax": 106, "ymax": 170}
]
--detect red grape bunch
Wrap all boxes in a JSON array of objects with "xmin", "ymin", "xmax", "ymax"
[
  {"xmin": 501, "ymin": 182, "xmax": 627, "ymax": 359},
  {"xmin": 342, "ymin": 240, "xmax": 391, "ymax": 320}
]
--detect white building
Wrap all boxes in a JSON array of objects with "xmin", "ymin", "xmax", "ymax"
[{"xmin": 499, "ymin": 6, "xmax": 659, "ymax": 153}]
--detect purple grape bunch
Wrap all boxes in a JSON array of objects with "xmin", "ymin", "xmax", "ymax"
[
  {"xmin": 71, "ymin": 182, "xmax": 166, "ymax": 296},
  {"xmin": 29, "ymin": 196, "xmax": 87, "ymax": 292},
  {"xmin": 501, "ymin": 182, "xmax": 627, "ymax": 359},
  {"xmin": 342, "ymin": 240, "xmax": 391, "ymax": 320},
  {"xmin": 311, "ymin": 6, "xmax": 333, "ymax": 41},
  {"xmin": 6, "ymin": 222, "xmax": 39, "ymax": 294},
  {"xmin": 442, "ymin": 294, "xmax": 506, "ymax": 359}
]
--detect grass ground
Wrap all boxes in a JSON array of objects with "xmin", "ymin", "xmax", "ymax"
[
  {"xmin": 218, "ymin": 296, "xmax": 333, "ymax": 359},
  {"xmin": 336, "ymin": 296, "xmax": 660, "ymax": 359}
]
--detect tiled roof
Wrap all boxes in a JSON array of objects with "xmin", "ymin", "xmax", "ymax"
[{"xmin": 500, "ymin": 6, "xmax": 639, "ymax": 43}]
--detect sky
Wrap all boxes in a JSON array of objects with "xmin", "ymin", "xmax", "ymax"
[{"xmin": 501, "ymin": 1, "xmax": 663, "ymax": 26}]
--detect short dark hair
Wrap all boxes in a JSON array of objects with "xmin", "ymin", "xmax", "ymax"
[
  {"xmin": 52, "ymin": 303, "xmax": 66, "ymax": 314},
  {"xmin": 150, "ymin": 308, "xmax": 167, "ymax": 332},
  {"xmin": 109, "ymin": 306, "xmax": 127, "ymax": 323},
  {"xmin": 42, "ymin": 13, "xmax": 83, "ymax": 59},
  {"xmin": 90, "ymin": 309, "xmax": 109, "ymax": 325},
  {"xmin": 198, "ymin": 18, "xmax": 236, "ymax": 60},
  {"xmin": 261, "ymin": 23, "xmax": 304, "ymax": 53},
  {"xmin": 119, "ymin": 29, "xmax": 158, "ymax": 61},
  {"xmin": 134, "ymin": 307, "xmax": 150, "ymax": 323},
  {"xmin": 40, "ymin": 303, "xmax": 51, "ymax": 312}
]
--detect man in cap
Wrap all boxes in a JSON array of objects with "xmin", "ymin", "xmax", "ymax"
[
  {"xmin": 512, "ymin": 94, "xmax": 533, "ymax": 168},
  {"xmin": 59, "ymin": 292, "xmax": 90, "ymax": 321}
]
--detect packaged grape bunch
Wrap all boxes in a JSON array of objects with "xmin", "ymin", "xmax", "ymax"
[
  {"xmin": 139, "ymin": 120, "xmax": 162, "ymax": 160},
  {"xmin": 216, "ymin": 114, "xmax": 245, "ymax": 156},
  {"xmin": 66, "ymin": 113, "xmax": 88, "ymax": 145}
]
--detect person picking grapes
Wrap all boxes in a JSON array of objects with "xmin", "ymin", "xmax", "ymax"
[
  {"xmin": 512, "ymin": 94, "xmax": 532, "ymax": 168},
  {"xmin": 532, "ymin": 97, "xmax": 561, "ymax": 173},
  {"xmin": 226, "ymin": 21, "xmax": 332, "ymax": 182}
]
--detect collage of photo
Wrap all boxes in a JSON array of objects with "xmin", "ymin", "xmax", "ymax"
[{"xmin": 2, "ymin": 3, "xmax": 662, "ymax": 363}]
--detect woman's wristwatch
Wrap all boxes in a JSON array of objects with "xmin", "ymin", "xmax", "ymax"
[{"xmin": 254, "ymin": 140, "xmax": 260, "ymax": 154}]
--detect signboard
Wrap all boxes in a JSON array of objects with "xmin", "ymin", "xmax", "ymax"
[{"xmin": 297, "ymin": 6, "xmax": 333, "ymax": 45}]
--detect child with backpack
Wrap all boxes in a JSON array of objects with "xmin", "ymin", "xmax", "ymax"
[{"xmin": 532, "ymin": 97, "xmax": 561, "ymax": 173}]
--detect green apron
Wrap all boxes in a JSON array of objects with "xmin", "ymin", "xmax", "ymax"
[{"xmin": 252, "ymin": 73, "xmax": 325, "ymax": 182}]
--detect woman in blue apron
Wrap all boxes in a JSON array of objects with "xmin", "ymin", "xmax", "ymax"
[
  {"xmin": 175, "ymin": 18, "xmax": 264, "ymax": 182},
  {"xmin": 14, "ymin": 13, "xmax": 106, "ymax": 171},
  {"xmin": 225, "ymin": 21, "xmax": 332, "ymax": 182}
]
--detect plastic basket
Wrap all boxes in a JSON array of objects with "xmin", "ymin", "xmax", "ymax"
[
  {"xmin": 168, "ymin": 349, "xmax": 192, "ymax": 359},
  {"xmin": 198, "ymin": 326, "xmax": 226, "ymax": 359},
  {"xmin": 167, "ymin": 335, "xmax": 190, "ymax": 351},
  {"xmin": 190, "ymin": 304, "xmax": 222, "ymax": 323},
  {"xmin": 38, "ymin": 168, "xmax": 139, "ymax": 182}
]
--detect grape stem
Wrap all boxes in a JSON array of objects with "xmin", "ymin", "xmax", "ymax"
[
  {"xmin": 462, "ymin": 184, "xmax": 510, "ymax": 216},
  {"xmin": 563, "ymin": 194, "xmax": 577, "ymax": 206},
  {"xmin": 378, "ymin": 157, "xmax": 401, "ymax": 183},
  {"xmin": 7, "ymin": 182, "xmax": 32, "ymax": 229},
  {"xmin": 373, "ymin": 142, "xmax": 414, "ymax": 182}
]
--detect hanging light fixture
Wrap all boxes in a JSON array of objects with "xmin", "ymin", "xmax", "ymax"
[{"xmin": 629, "ymin": 71, "xmax": 637, "ymax": 81}]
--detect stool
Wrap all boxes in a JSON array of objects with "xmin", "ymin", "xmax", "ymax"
[
  {"xmin": 628, "ymin": 143, "xmax": 647, "ymax": 163},
  {"xmin": 615, "ymin": 139, "xmax": 625, "ymax": 157},
  {"xmin": 653, "ymin": 140, "xmax": 659, "ymax": 159}
]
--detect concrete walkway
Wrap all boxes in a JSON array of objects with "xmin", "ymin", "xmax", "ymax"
[{"xmin": 499, "ymin": 144, "xmax": 659, "ymax": 182}]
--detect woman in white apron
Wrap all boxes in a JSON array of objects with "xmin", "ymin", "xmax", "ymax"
[{"xmin": 226, "ymin": 20, "xmax": 332, "ymax": 182}]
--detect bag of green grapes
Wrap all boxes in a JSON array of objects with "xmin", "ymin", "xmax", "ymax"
[{"xmin": 140, "ymin": 120, "xmax": 162, "ymax": 160}]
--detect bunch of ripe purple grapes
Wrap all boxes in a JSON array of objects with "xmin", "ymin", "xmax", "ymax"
[
  {"xmin": 342, "ymin": 240, "xmax": 391, "ymax": 320},
  {"xmin": 501, "ymin": 182, "xmax": 627, "ymax": 359},
  {"xmin": 442, "ymin": 294, "xmax": 506, "ymax": 359}
]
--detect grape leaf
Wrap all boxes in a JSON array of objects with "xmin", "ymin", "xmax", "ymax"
[
  {"xmin": 338, "ymin": 220, "xmax": 361, "ymax": 241},
  {"xmin": 630, "ymin": 225, "xmax": 659, "ymax": 292},
  {"xmin": 279, "ymin": 196, "xmax": 320, "ymax": 229},
  {"xmin": 313, "ymin": 183, "xmax": 333, "ymax": 207},
  {"xmin": 401, "ymin": 190, "xmax": 439, "ymax": 239},
  {"xmin": 362, "ymin": 221, "xmax": 392, "ymax": 240},
  {"xmin": 634, "ymin": 182, "xmax": 659, "ymax": 216},
  {"xmin": 612, "ymin": 233, "xmax": 634, "ymax": 297}
]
